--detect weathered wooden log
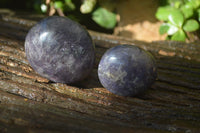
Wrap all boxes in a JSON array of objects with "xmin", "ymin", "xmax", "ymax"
[{"xmin": 0, "ymin": 9, "xmax": 200, "ymax": 133}]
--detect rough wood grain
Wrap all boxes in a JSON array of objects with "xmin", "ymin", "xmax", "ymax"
[{"xmin": 0, "ymin": 10, "xmax": 200, "ymax": 133}]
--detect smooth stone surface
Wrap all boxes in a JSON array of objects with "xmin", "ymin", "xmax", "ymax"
[
  {"xmin": 25, "ymin": 16, "xmax": 95, "ymax": 84},
  {"xmin": 98, "ymin": 44, "xmax": 157, "ymax": 96}
]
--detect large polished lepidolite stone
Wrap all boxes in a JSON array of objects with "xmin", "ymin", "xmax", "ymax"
[
  {"xmin": 25, "ymin": 16, "xmax": 95, "ymax": 84},
  {"xmin": 98, "ymin": 44, "xmax": 157, "ymax": 96}
]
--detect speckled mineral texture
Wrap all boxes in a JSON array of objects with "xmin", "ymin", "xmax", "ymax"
[
  {"xmin": 25, "ymin": 16, "xmax": 95, "ymax": 84},
  {"xmin": 98, "ymin": 44, "xmax": 157, "ymax": 96}
]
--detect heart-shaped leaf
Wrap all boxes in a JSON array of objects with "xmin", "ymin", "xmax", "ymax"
[
  {"xmin": 168, "ymin": 10, "xmax": 184, "ymax": 27},
  {"xmin": 183, "ymin": 19, "xmax": 199, "ymax": 32},
  {"xmin": 155, "ymin": 6, "xmax": 178, "ymax": 21},
  {"xmin": 171, "ymin": 30, "xmax": 186, "ymax": 41}
]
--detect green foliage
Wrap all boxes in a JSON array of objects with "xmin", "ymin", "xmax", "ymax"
[
  {"xmin": 159, "ymin": 24, "xmax": 170, "ymax": 35},
  {"xmin": 34, "ymin": 0, "xmax": 117, "ymax": 30},
  {"xmin": 65, "ymin": 0, "xmax": 76, "ymax": 11},
  {"xmin": 183, "ymin": 19, "xmax": 199, "ymax": 32},
  {"xmin": 92, "ymin": 7, "xmax": 117, "ymax": 29},
  {"xmin": 156, "ymin": 0, "xmax": 200, "ymax": 41},
  {"xmin": 80, "ymin": 0, "xmax": 96, "ymax": 14},
  {"xmin": 54, "ymin": 1, "xmax": 64, "ymax": 10}
]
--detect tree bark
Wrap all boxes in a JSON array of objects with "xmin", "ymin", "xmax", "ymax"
[{"xmin": 0, "ymin": 9, "xmax": 200, "ymax": 133}]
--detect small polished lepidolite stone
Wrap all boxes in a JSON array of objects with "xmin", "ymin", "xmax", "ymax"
[
  {"xmin": 25, "ymin": 16, "xmax": 95, "ymax": 84},
  {"xmin": 98, "ymin": 44, "xmax": 157, "ymax": 96}
]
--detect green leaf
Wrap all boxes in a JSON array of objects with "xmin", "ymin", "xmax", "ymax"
[
  {"xmin": 171, "ymin": 30, "xmax": 186, "ymax": 41},
  {"xmin": 65, "ymin": 0, "xmax": 75, "ymax": 11},
  {"xmin": 92, "ymin": 7, "xmax": 117, "ymax": 29},
  {"xmin": 80, "ymin": 0, "xmax": 96, "ymax": 14},
  {"xmin": 174, "ymin": 1, "xmax": 182, "ymax": 8},
  {"xmin": 155, "ymin": 6, "xmax": 178, "ymax": 21},
  {"xmin": 168, "ymin": 10, "xmax": 184, "ymax": 27},
  {"xmin": 180, "ymin": 4, "xmax": 194, "ymax": 19},
  {"xmin": 168, "ymin": 0, "xmax": 184, "ymax": 7},
  {"xmin": 159, "ymin": 23, "xmax": 179, "ymax": 35},
  {"xmin": 186, "ymin": 0, "xmax": 200, "ymax": 9},
  {"xmin": 197, "ymin": 8, "xmax": 200, "ymax": 21},
  {"xmin": 34, "ymin": 0, "xmax": 42, "ymax": 13},
  {"xmin": 159, "ymin": 24, "xmax": 170, "ymax": 35},
  {"xmin": 183, "ymin": 19, "xmax": 199, "ymax": 32},
  {"xmin": 54, "ymin": 1, "xmax": 63, "ymax": 9}
]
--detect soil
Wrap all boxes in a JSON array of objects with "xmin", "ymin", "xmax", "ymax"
[{"xmin": 114, "ymin": 0, "xmax": 166, "ymax": 42}]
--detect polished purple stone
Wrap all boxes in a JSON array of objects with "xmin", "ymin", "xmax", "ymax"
[
  {"xmin": 98, "ymin": 44, "xmax": 157, "ymax": 96},
  {"xmin": 25, "ymin": 16, "xmax": 95, "ymax": 84}
]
